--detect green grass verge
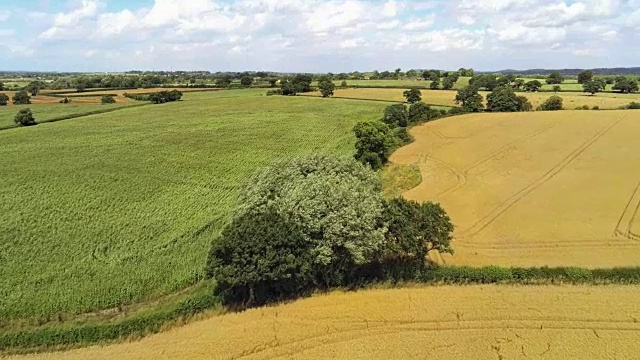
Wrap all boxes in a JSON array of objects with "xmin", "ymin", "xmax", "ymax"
[{"xmin": 380, "ymin": 164, "xmax": 422, "ymax": 198}]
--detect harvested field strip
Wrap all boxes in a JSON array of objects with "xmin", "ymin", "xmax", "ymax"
[
  {"xmin": 11, "ymin": 285, "xmax": 640, "ymax": 360},
  {"xmin": 390, "ymin": 111, "xmax": 640, "ymax": 268},
  {"xmin": 0, "ymin": 104, "xmax": 140, "ymax": 130}
]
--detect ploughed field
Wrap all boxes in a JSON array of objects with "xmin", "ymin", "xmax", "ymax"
[
  {"xmin": 391, "ymin": 110, "xmax": 640, "ymax": 267},
  {"xmin": 12, "ymin": 285, "xmax": 640, "ymax": 360},
  {"xmin": 0, "ymin": 89, "xmax": 387, "ymax": 322},
  {"xmin": 301, "ymin": 88, "xmax": 640, "ymax": 110}
]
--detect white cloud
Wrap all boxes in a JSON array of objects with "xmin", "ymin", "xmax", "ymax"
[
  {"xmin": 403, "ymin": 16, "xmax": 435, "ymax": 30},
  {"xmin": 0, "ymin": 10, "xmax": 11, "ymax": 22},
  {"xmin": 96, "ymin": 10, "xmax": 136, "ymax": 37},
  {"xmin": 39, "ymin": 0, "xmax": 100, "ymax": 39},
  {"xmin": 381, "ymin": 0, "xmax": 399, "ymax": 17}
]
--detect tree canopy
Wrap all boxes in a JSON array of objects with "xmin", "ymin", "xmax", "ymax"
[
  {"xmin": 353, "ymin": 121, "xmax": 396, "ymax": 170},
  {"xmin": 486, "ymin": 86, "xmax": 532, "ymax": 112},
  {"xmin": 403, "ymin": 88, "xmax": 422, "ymax": 104},
  {"xmin": 455, "ymin": 86, "xmax": 484, "ymax": 112},
  {"xmin": 318, "ymin": 80, "xmax": 336, "ymax": 98}
]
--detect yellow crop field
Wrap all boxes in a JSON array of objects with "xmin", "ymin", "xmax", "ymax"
[
  {"xmin": 301, "ymin": 88, "xmax": 640, "ymax": 110},
  {"xmin": 12, "ymin": 285, "xmax": 640, "ymax": 360},
  {"xmin": 390, "ymin": 110, "xmax": 640, "ymax": 268}
]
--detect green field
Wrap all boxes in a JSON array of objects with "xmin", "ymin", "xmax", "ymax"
[
  {"xmin": 0, "ymin": 89, "xmax": 386, "ymax": 322},
  {"xmin": 0, "ymin": 103, "xmax": 132, "ymax": 130}
]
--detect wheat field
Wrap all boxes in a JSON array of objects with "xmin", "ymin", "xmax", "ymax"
[
  {"xmin": 390, "ymin": 110, "xmax": 640, "ymax": 267},
  {"xmin": 10, "ymin": 285, "xmax": 640, "ymax": 360},
  {"xmin": 301, "ymin": 88, "xmax": 640, "ymax": 110}
]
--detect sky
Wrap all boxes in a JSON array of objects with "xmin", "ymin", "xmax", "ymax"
[{"xmin": 1, "ymin": 0, "xmax": 639, "ymax": 73}]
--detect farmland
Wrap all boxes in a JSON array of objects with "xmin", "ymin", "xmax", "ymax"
[
  {"xmin": 0, "ymin": 103, "xmax": 136, "ymax": 129},
  {"xmin": 0, "ymin": 89, "xmax": 387, "ymax": 322},
  {"xmin": 390, "ymin": 110, "xmax": 640, "ymax": 267},
  {"xmin": 301, "ymin": 88, "xmax": 640, "ymax": 110},
  {"xmin": 11, "ymin": 285, "xmax": 640, "ymax": 360}
]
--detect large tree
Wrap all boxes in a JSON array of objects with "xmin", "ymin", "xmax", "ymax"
[
  {"xmin": 26, "ymin": 81, "xmax": 46, "ymax": 96},
  {"xmin": 583, "ymin": 79, "xmax": 605, "ymax": 95},
  {"xmin": 240, "ymin": 76, "xmax": 253, "ymax": 87},
  {"xmin": 455, "ymin": 86, "xmax": 484, "ymax": 112},
  {"xmin": 612, "ymin": 77, "xmax": 639, "ymax": 93},
  {"xmin": 0, "ymin": 93, "xmax": 8, "ymax": 106},
  {"xmin": 12, "ymin": 90, "xmax": 31, "ymax": 105},
  {"xmin": 523, "ymin": 80, "xmax": 542, "ymax": 92},
  {"xmin": 403, "ymin": 88, "xmax": 422, "ymax": 104},
  {"xmin": 382, "ymin": 104, "xmax": 408, "ymax": 127},
  {"xmin": 318, "ymin": 80, "xmax": 336, "ymax": 98},
  {"xmin": 578, "ymin": 70, "xmax": 594, "ymax": 84},
  {"xmin": 546, "ymin": 72, "xmax": 564, "ymax": 84},
  {"xmin": 486, "ymin": 86, "xmax": 532, "ymax": 112}
]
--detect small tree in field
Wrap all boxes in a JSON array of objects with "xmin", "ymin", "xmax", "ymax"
[
  {"xmin": 430, "ymin": 78, "xmax": 440, "ymax": 90},
  {"xmin": 0, "ymin": 93, "xmax": 9, "ymax": 106},
  {"xmin": 486, "ymin": 86, "xmax": 532, "ymax": 112},
  {"xmin": 538, "ymin": 95, "xmax": 563, "ymax": 111},
  {"xmin": 0, "ymin": 82, "xmax": 4, "ymax": 91},
  {"xmin": 101, "ymin": 95, "xmax": 116, "ymax": 104},
  {"xmin": 403, "ymin": 88, "xmax": 422, "ymax": 104},
  {"xmin": 318, "ymin": 80, "xmax": 336, "ymax": 98},
  {"xmin": 553, "ymin": 85, "xmax": 561, "ymax": 93},
  {"xmin": 14, "ymin": 108, "xmax": 36, "ymax": 126},
  {"xmin": 12, "ymin": 90, "xmax": 31, "ymax": 105},
  {"xmin": 546, "ymin": 72, "xmax": 564, "ymax": 84},
  {"xmin": 578, "ymin": 70, "xmax": 594, "ymax": 84},
  {"xmin": 341, "ymin": 80, "xmax": 348, "ymax": 88},
  {"xmin": 523, "ymin": 80, "xmax": 542, "ymax": 92},
  {"xmin": 26, "ymin": 81, "xmax": 45, "ymax": 96}
]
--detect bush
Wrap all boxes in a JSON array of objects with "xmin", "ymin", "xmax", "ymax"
[
  {"xmin": 148, "ymin": 90, "xmax": 183, "ymax": 104},
  {"xmin": 240, "ymin": 76, "xmax": 253, "ymax": 87},
  {"xmin": 538, "ymin": 95, "xmax": 563, "ymax": 111},
  {"xmin": 448, "ymin": 107, "xmax": 468, "ymax": 116},
  {"xmin": 354, "ymin": 121, "xmax": 396, "ymax": 169},
  {"xmin": 0, "ymin": 93, "xmax": 8, "ymax": 106},
  {"xmin": 382, "ymin": 104, "xmax": 408, "ymax": 127},
  {"xmin": 340, "ymin": 80, "xmax": 348, "ymax": 88},
  {"xmin": 582, "ymin": 104, "xmax": 590, "ymax": 110},
  {"xmin": 14, "ymin": 108, "xmax": 36, "ymax": 126},
  {"xmin": 266, "ymin": 89, "xmax": 282, "ymax": 96},
  {"xmin": 12, "ymin": 90, "xmax": 31, "ymax": 105},
  {"xmin": 592, "ymin": 106, "xmax": 599, "ymax": 110},
  {"xmin": 627, "ymin": 102, "xmax": 640, "ymax": 109},
  {"xmin": 393, "ymin": 127, "xmax": 412, "ymax": 146},
  {"xmin": 101, "ymin": 95, "xmax": 116, "ymax": 104},
  {"xmin": 59, "ymin": 97, "xmax": 72, "ymax": 104}
]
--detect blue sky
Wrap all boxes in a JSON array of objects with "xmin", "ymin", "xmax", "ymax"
[{"xmin": 1, "ymin": 0, "xmax": 639, "ymax": 72}]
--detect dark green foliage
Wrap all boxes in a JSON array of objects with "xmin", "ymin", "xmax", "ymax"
[
  {"xmin": 583, "ymin": 79, "xmax": 605, "ymax": 95},
  {"xmin": 207, "ymin": 209, "xmax": 315, "ymax": 306},
  {"xmin": 280, "ymin": 74, "xmax": 313, "ymax": 96},
  {"xmin": 546, "ymin": 72, "xmax": 564, "ymax": 84},
  {"xmin": 148, "ymin": 90, "xmax": 183, "ymax": 104},
  {"xmin": 578, "ymin": 70, "xmax": 594, "ymax": 84},
  {"xmin": 354, "ymin": 121, "xmax": 395, "ymax": 169},
  {"xmin": 468, "ymin": 74, "xmax": 498, "ymax": 91},
  {"xmin": 392, "ymin": 127, "xmax": 412, "ymax": 145},
  {"xmin": 265, "ymin": 89, "xmax": 282, "ymax": 96},
  {"xmin": 486, "ymin": 86, "xmax": 532, "ymax": 112},
  {"xmin": 455, "ymin": 86, "xmax": 484, "ymax": 112},
  {"xmin": 442, "ymin": 76, "xmax": 457, "ymax": 90},
  {"xmin": 240, "ymin": 76, "xmax": 253, "ymax": 87},
  {"xmin": 268, "ymin": 78, "xmax": 278, "ymax": 87},
  {"xmin": 407, "ymin": 102, "xmax": 431, "ymax": 124},
  {"xmin": 14, "ymin": 108, "xmax": 36, "ymax": 126},
  {"xmin": 523, "ymin": 80, "xmax": 542, "ymax": 92},
  {"xmin": 627, "ymin": 102, "xmax": 640, "ymax": 109},
  {"xmin": 538, "ymin": 95, "xmax": 563, "ymax": 111},
  {"xmin": 101, "ymin": 95, "xmax": 116, "ymax": 104},
  {"xmin": 382, "ymin": 198, "xmax": 453, "ymax": 266},
  {"xmin": 0, "ymin": 82, "xmax": 4, "ymax": 91},
  {"xmin": 318, "ymin": 80, "xmax": 336, "ymax": 98},
  {"xmin": 12, "ymin": 90, "xmax": 31, "ymax": 105},
  {"xmin": 340, "ymin": 80, "xmax": 348, "ymax": 88},
  {"xmin": 430, "ymin": 78, "xmax": 440, "ymax": 90},
  {"xmin": 422, "ymin": 70, "xmax": 441, "ymax": 81},
  {"xmin": 382, "ymin": 104, "xmax": 408, "ymax": 127},
  {"xmin": 612, "ymin": 77, "xmax": 639, "ymax": 93},
  {"xmin": 0, "ymin": 93, "xmax": 8, "ymax": 106},
  {"xmin": 403, "ymin": 87, "xmax": 422, "ymax": 104},
  {"xmin": 58, "ymin": 97, "xmax": 72, "ymax": 104},
  {"xmin": 448, "ymin": 107, "xmax": 467, "ymax": 116},
  {"xmin": 215, "ymin": 76, "xmax": 232, "ymax": 88}
]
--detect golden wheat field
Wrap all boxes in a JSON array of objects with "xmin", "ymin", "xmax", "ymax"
[
  {"xmin": 390, "ymin": 110, "xmax": 640, "ymax": 267},
  {"xmin": 11, "ymin": 286, "xmax": 640, "ymax": 360},
  {"xmin": 301, "ymin": 88, "xmax": 640, "ymax": 110}
]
